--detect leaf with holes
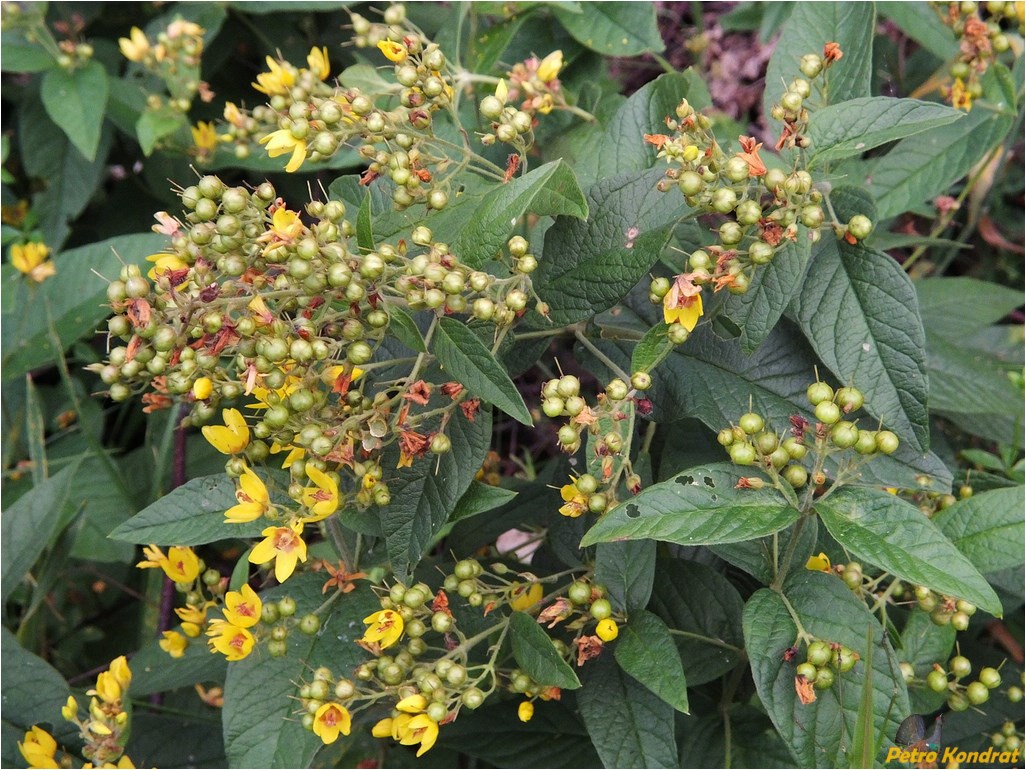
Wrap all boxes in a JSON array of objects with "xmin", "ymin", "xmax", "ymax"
[{"xmin": 580, "ymin": 464, "xmax": 798, "ymax": 548}]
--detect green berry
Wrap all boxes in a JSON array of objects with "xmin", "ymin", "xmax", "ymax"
[
  {"xmin": 797, "ymin": 662, "xmax": 818, "ymax": 680},
  {"xmin": 835, "ymin": 387, "xmax": 864, "ymax": 413},
  {"xmin": 738, "ymin": 412, "xmax": 765, "ymax": 434},
  {"xmin": 278, "ymin": 597, "xmax": 297, "ymax": 617},
  {"xmin": 875, "ymin": 431, "xmax": 899, "ymax": 454},
  {"xmin": 948, "ymin": 692, "xmax": 970, "ymax": 712},
  {"xmin": 807, "ymin": 381, "xmax": 834, "ymax": 405},
  {"xmin": 631, "ymin": 371, "xmax": 652, "ymax": 391},
  {"xmin": 927, "ymin": 669, "xmax": 949, "ymax": 693},
  {"xmin": 966, "ymin": 681, "xmax": 990, "ymax": 705},
  {"xmin": 807, "ymin": 641, "xmax": 831, "ymax": 667},
  {"xmin": 830, "ymin": 421, "xmax": 859, "ymax": 449},
  {"xmin": 589, "ymin": 598, "xmax": 613, "ymax": 620},
  {"xmin": 299, "ymin": 614, "xmax": 321, "ymax": 634},
  {"xmin": 847, "ymin": 215, "xmax": 873, "ymax": 240},
  {"xmin": 979, "ymin": 667, "xmax": 1002, "ymax": 689},
  {"xmin": 568, "ymin": 581, "xmax": 592, "ymax": 605},
  {"xmin": 814, "ymin": 667, "xmax": 835, "ymax": 689},
  {"xmin": 729, "ymin": 442, "xmax": 757, "ymax": 466},
  {"xmin": 949, "ymin": 655, "xmax": 972, "ymax": 679},
  {"xmin": 814, "ymin": 401, "xmax": 841, "ymax": 425},
  {"xmin": 783, "ymin": 464, "xmax": 808, "ymax": 488}
]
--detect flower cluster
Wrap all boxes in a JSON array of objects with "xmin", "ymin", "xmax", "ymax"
[
  {"xmin": 290, "ymin": 560, "xmax": 626, "ymax": 755},
  {"xmin": 117, "ymin": 18, "xmax": 210, "ymax": 155},
  {"xmin": 940, "ymin": 0, "xmax": 1023, "ymax": 110},
  {"xmin": 21, "ymin": 656, "xmax": 138, "ymax": 768}
]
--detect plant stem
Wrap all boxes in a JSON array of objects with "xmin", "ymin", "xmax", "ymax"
[
  {"xmin": 667, "ymin": 628, "xmax": 743, "ymax": 653},
  {"xmin": 771, "ymin": 514, "xmax": 808, "ymax": 592},
  {"xmin": 573, "ymin": 327, "xmax": 631, "ymax": 383},
  {"xmin": 326, "ymin": 516, "xmax": 354, "ymax": 571}
]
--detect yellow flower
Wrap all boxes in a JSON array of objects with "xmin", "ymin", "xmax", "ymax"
[
  {"xmin": 663, "ymin": 274, "xmax": 703, "ymax": 331},
  {"xmin": 270, "ymin": 441, "xmax": 305, "ymax": 469},
  {"xmin": 805, "ymin": 552, "xmax": 831, "ymax": 572},
  {"xmin": 109, "ymin": 655, "xmax": 132, "ymax": 691},
  {"xmin": 518, "ymin": 701, "xmax": 534, "ymax": 722},
  {"xmin": 19, "ymin": 726, "xmax": 57, "ymax": 769},
  {"xmin": 91, "ymin": 670, "xmax": 123, "ymax": 705},
  {"xmin": 372, "ymin": 717, "xmax": 396, "ymax": 738},
  {"xmin": 145, "ymin": 252, "xmax": 188, "ymax": 280},
  {"xmin": 252, "ymin": 55, "xmax": 296, "ymax": 96},
  {"xmin": 259, "ymin": 129, "xmax": 307, "ymax": 173},
  {"xmin": 226, "ymin": 466, "xmax": 271, "ymax": 524},
  {"xmin": 558, "ymin": 478, "xmax": 588, "ymax": 518},
  {"xmin": 249, "ymin": 522, "xmax": 307, "ymax": 583},
  {"xmin": 223, "ymin": 584, "xmax": 262, "ymax": 628},
  {"xmin": 399, "ymin": 714, "xmax": 439, "ymax": 757},
  {"xmin": 61, "ymin": 695, "xmax": 78, "ymax": 721},
  {"xmin": 301, "ymin": 465, "xmax": 339, "ymax": 521},
  {"xmin": 950, "ymin": 77, "xmax": 973, "ymax": 112},
  {"xmin": 396, "ymin": 693, "xmax": 427, "ymax": 713},
  {"xmin": 313, "ymin": 702, "xmax": 352, "ymax": 744},
  {"xmin": 537, "ymin": 50, "xmax": 563, "ymax": 82},
  {"xmin": 11, "ymin": 242, "xmax": 56, "ymax": 283},
  {"xmin": 192, "ymin": 121, "xmax": 219, "ymax": 154},
  {"xmin": 307, "ymin": 46, "xmax": 330, "ymax": 80},
  {"xmin": 137, "ymin": 545, "xmax": 200, "ymax": 583},
  {"xmin": 118, "ymin": 26, "xmax": 150, "ymax": 62},
  {"xmin": 192, "ymin": 377, "xmax": 213, "ymax": 400},
  {"xmin": 269, "ymin": 206, "xmax": 304, "ymax": 241},
  {"xmin": 360, "ymin": 609, "xmax": 404, "ymax": 649},
  {"xmin": 596, "ymin": 618, "xmax": 618, "ymax": 642},
  {"xmin": 202, "ymin": 408, "xmax": 250, "ymax": 454},
  {"xmin": 377, "ymin": 40, "xmax": 408, "ymax": 63},
  {"xmin": 510, "ymin": 582, "xmax": 543, "ymax": 611},
  {"xmin": 206, "ymin": 619, "xmax": 255, "ymax": 661},
  {"xmin": 159, "ymin": 630, "xmax": 188, "ymax": 658},
  {"xmin": 175, "ymin": 601, "xmax": 215, "ymax": 636}
]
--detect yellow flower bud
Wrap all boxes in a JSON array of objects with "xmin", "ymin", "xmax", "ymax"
[
  {"xmin": 192, "ymin": 377, "xmax": 213, "ymax": 400},
  {"xmin": 518, "ymin": 701, "xmax": 535, "ymax": 722}
]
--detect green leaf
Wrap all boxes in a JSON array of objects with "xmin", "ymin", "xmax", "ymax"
[
  {"xmin": 710, "ymin": 517, "xmax": 819, "ymax": 586},
  {"xmin": 130, "ymin": 626, "xmax": 228, "ymax": 697},
  {"xmin": 807, "ymin": 98, "xmax": 963, "ymax": 167},
  {"xmin": 595, "ymin": 540, "xmax": 655, "ymax": 612},
  {"xmin": 877, "ymin": 2, "xmax": 959, "ymax": 60},
  {"xmin": 535, "ymin": 168, "xmax": 685, "ymax": 325},
  {"xmin": 791, "ymin": 188, "xmax": 929, "ymax": 451},
  {"xmin": 614, "ymin": 609, "xmax": 689, "ymax": 713},
  {"xmin": 0, "ymin": 31, "xmax": 57, "ymax": 72},
  {"xmin": 764, "ymin": 3, "xmax": 874, "ymax": 134},
  {"xmin": 721, "ymin": 226, "xmax": 813, "ymax": 353},
  {"xmin": 924, "ymin": 333, "xmax": 1022, "ymax": 416},
  {"xmin": 933, "ymin": 486, "xmax": 1025, "ymax": 574},
  {"xmin": 449, "ymin": 480, "xmax": 518, "ymax": 524},
  {"xmin": 509, "ymin": 611, "xmax": 581, "ymax": 689},
  {"xmin": 743, "ymin": 571, "xmax": 910, "ymax": 768},
  {"xmin": 337, "ymin": 62, "xmax": 394, "ymax": 92},
  {"xmin": 40, "ymin": 60, "xmax": 109, "ymax": 161},
  {"xmin": 578, "ymin": 652, "xmax": 677, "ymax": 768},
  {"xmin": 580, "ymin": 463, "xmax": 798, "ymax": 548},
  {"xmin": 135, "ymin": 106, "xmax": 187, "ymax": 156},
  {"xmin": 916, "ymin": 277, "xmax": 1023, "ymax": 339},
  {"xmin": 552, "ymin": 2, "xmax": 664, "ymax": 56},
  {"xmin": 108, "ymin": 473, "xmax": 273, "ymax": 545},
  {"xmin": 356, "ymin": 191, "xmax": 374, "ymax": 253},
  {"xmin": 2, "ymin": 232, "xmax": 166, "ymax": 378},
  {"xmin": 865, "ymin": 71, "xmax": 1017, "ymax": 219},
  {"xmin": 450, "ymin": 159, "xmax": 587, "ymax": 268},
  {"xmin": 648, "ymin": 559, "xmax": 745, "ymax": 686},
  {"xmin": 1, "ymin": 459, "xmax": 82, "ymax": 603},
  {"xmin": 386, "ymin": 306, "xmax": 426, "ymax": 352},
  {"xmin": 815, "ymin": 487, "xmax": 1003, "ymax": 617},
  {"xmin": 433, "ymin": 317, "xmax": 532, "ymax": 425},
  {"xmin": 0, "ymin": 627, "xmax": 71, "ymax": 734},
  {"xmin": 439, "ymin": 700, "xmax": 599, "ymax": 767},
  {"xmin": 383, "ymin": 408, "xmax": 491, "ymax": 579},
  {"xmin": 631, "ymin": 322, "xmax": 674, "ymax": 373},
  {"xmin": 18, "ymin": 94, "xmax": 111, "ymax": 249},
  {"xmin": 468, "ymin": 14, "xmax": 528, "ymax": 73},
  {"xmin": 223, "ymin": 575, "xmax": 376, "ymax": 768}
]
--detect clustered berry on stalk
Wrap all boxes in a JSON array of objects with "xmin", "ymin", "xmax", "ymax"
[{"xmin": 939, "ymin": 0, "xmax": 1024, "ymax": 109}]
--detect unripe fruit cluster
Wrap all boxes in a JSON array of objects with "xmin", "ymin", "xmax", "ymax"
[
  {"xmin": 652, "ymin": 89, "xmax": 831, "ymax": 300},
  {"xmin": 718, "ymin": 411, "xmax": 811, "ymax": 489},
  {"xmin": 805, "ymin": 380, "xmax": 898, "ymax": 455},
  {"xmin": 924, "ymin": 654, "xmax": 1007, "ymax": 712},
  {"xmin": 913, "ymin": 586, "xmax": 978, "ymax": 629},
  {"xmin": 796, "ymin": 640, "xmax": 860, "ymax": 691},
  {"xmin": 990, "ymin": 720, "xmax": 1024, "ymax": 754},
  {"xmin": 943, "ymin": 0, "xmax": 1022, "ymax": 105}
]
